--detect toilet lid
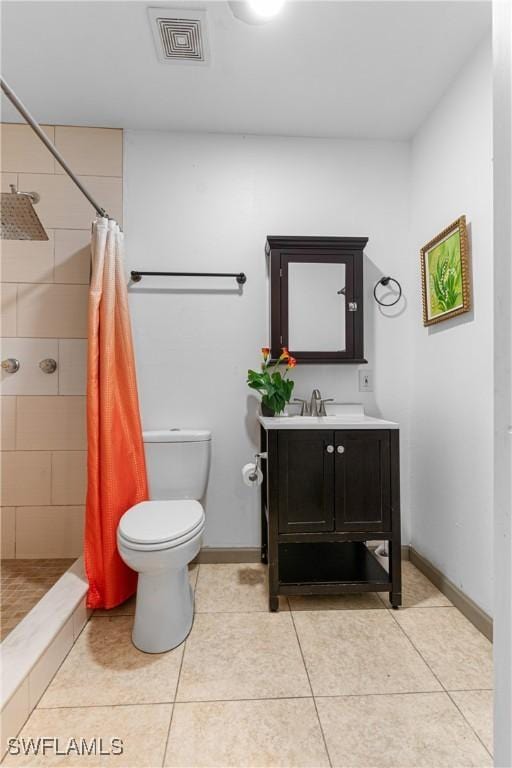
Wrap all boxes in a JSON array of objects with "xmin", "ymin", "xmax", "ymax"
[{"xmin": 118, "ymin": 500, "xmax": 204, "ymax": 546}]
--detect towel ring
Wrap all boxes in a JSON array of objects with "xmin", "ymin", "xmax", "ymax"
[{"xmin": 373, "ymin": 276, "xmax": 402, "ymax": 307}]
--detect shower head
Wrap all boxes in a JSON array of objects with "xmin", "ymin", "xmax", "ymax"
[{"xmin": 0, "ymin": 185, "xmax": 48, "ymax": 241}]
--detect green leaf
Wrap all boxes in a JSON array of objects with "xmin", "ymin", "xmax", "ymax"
[{"xmin": 248, "ymin": 357, "xmax": 295, "ymax": 413}]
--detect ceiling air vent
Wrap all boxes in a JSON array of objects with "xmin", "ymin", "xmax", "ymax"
[{"xmin": 148, "ymin": 8, "xmax": 210, "ymax": 65}]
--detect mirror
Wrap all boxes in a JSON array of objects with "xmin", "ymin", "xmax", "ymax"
[{"xmin": 288, "ymin": 262, "xmax": 346, "ymax": 351}]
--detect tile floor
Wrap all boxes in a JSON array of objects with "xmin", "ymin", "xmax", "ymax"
[
  {"xmin": 5, "ymin": 561, "xmax": 493, "ymax": 767},
  {"xmin": 0, "ymin": 559, "xmax": 74, "ymax": 641}
]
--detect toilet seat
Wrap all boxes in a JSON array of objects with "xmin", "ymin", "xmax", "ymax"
[{"xmin": 118, "ymin": 499, "xmax": 205, "ymax": 552}]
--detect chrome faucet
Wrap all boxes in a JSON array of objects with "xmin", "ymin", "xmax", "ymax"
[
  {"xmin": 309, "ymin": 389, "xmax": 322, "ymax": 416},
  {"xmin": 309, "ymin": 389, "xmax": 334, "ymax": 416},
  {"xmin": 294, "ymin": 390, "xmax": 334, "ymax": 416}
]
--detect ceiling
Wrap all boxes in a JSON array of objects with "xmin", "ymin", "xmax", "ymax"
[{"xmin": 1, "ymin": 0, "xmax": 491, "ymax": 140}]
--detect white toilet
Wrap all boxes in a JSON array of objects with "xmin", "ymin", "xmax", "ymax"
[{"xmin": 117, "ymin": 428, "xmax": 211, "ymax": 653}]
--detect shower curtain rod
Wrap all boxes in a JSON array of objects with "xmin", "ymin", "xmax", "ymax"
[{"xmin": 0, "ymin": 77, "xmax": 109, "ymax": 218}]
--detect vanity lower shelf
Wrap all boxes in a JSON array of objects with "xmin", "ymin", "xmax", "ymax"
[{"xmin": 277, "ymin": 541, "xmax": 390, "ymax": 595}]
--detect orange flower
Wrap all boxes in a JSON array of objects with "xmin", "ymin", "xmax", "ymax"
[
  {"xmin": 261, "ymin": 347, "xmax": 270, "ymax": 361},
  {"xmin": 280, "ymin": 346, "xmax": 290, "ymax": 361},
  {"xmin": 287, "ymin": 356, "xmax": 297, "ymax": 369}
]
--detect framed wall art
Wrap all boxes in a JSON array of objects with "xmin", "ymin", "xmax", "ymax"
[{"xmin": 420, "ymin": 215, "xmax": 471, "ymax": 326}]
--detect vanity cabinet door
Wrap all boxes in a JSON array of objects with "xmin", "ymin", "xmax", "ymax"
[
  {"xmin": 334, "ymin": 430, "xmax": 391, "ymax": 532},
  {"xmin": 278, "ymin": 430, "xmax": 335, "ymax": 534}
]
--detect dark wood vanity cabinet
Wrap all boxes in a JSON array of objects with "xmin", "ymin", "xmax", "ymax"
[
  {"xmin": 277, "ymin": 429, "xmax": 391, "ymax": 535},
  {"xmin": 261, "ymin": 427, "xmax": 401, "ymax": 611}
]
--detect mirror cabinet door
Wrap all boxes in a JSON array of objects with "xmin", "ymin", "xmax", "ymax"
[
  {"xmin": 288, "ymin": 261, "xmax": 347, "ymax": 352},
  {"xmin": 280, "ymin": 253, "xmax": 355, "ymax": 361}
]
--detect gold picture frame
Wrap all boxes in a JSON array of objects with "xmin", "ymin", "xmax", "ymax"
[{"xmin": 420, "ymin": 215, "xmax": 471, "ymax": 327}]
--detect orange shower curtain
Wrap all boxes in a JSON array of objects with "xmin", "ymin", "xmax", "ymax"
[{"xmin": 85, "ymin": 218, "xmax": 148, "ymax": 609}]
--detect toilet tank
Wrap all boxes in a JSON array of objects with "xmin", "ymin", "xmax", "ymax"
[{"xmin": 143, "ymin": 429, "xmax": 211, "ymax": 501}]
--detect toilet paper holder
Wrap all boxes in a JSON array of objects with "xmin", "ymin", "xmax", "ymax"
[{"xmin": 249, "ymin": 452, "xmax": 267, "ymax": 482}]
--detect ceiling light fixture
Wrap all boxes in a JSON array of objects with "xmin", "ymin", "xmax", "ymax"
[
  {"xmin": 229, "ymin": 0, "xmax": 286, "ymax": 25},
  {"xmin": 248, "ymin": 0, "xmax": 285, "ymax": 18}
]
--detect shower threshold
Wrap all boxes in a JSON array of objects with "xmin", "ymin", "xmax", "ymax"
[{"xmin": 0, "ymin": 557, "xmax": 90, "ymax": 758}]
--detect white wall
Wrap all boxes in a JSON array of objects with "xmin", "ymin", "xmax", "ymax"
[
  {"xmin": 409, "ymin": 40, "xmax": 494, "ymax": 615},
  {"xmin": 124, "ymin": 132, "xmax": 410, "ymax": 548},
  {"xmin": 492, "ymin": 1, "xmax": 512, "ymax": 762}
]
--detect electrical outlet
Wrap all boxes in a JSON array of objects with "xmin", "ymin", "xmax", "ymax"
[{"xmin": 359, "ymin": 369, "xmax": 373, "ymax": 392}]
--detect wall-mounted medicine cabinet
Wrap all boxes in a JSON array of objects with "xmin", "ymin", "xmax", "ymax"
[{"xmin": 266, "ymin": 236, "xmax": 368, "ymax": 364}]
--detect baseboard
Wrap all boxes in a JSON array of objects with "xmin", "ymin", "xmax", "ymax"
[
  {"xmin": 195, "ymin": 547, "xmax": 261, "ymax": 564},
  {"xmin": 401, "ymin": 544, "xmax": 410, "ymax": 560},
  {"xmin": 409, "ymin": 546, "xmax": 493, "ymax": 641}
]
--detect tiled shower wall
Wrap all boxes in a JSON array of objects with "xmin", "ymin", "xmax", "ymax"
[{"xmin": 0, "ymin": 124, "xmax": 123, "ymax": 558}]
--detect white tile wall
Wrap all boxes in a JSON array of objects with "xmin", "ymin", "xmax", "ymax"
[
  {"xmin": 54, "ymin": 229, "xmax": 90, "ymax": 284},
  {"xmin": 16, "ymin": 283, "xmax": 88, "ymax": 338},
  {"xmin": 51, "ymin": 451, "xmax": 87, "ymax": 506},
  {"xmin": 1, "ymin": 451, "xmax": 52, "ymax": 506},
  {"xmin": 15, "ymin": 505, "xmax": 84, "ymax": 558},
  {"xmin": 1, "ymin": 284, "xmax": 17, "ymax": 336},
  {"xmin": 18, "ymin": 173, "xmax": 122, "ymax": 229},
  {"xmin": 0, "ymin": 233, "xmax": 55, "ymax": 284},
  {"xmin": 1, "ymin": 506, "xmax": 15, "ymax": 557},
  {"xmin": 0, "ymin": 339, "xmax": 59, "ymax": 395},
  {"xmin": 1, "ymin": 171, "xmax": 18, "ymax": 192},
  {"xmin": 1, "ymin": 124, "xmax": 122, "ymax": 558},
  {"xmin": 55, "ymin": 127, "xmax": 123, "ymax": 177},
  {"xmin": 58, "ymin": 339, "xmax": 87, "ymax": 395},
  {"xmin": 0, "ymin": 124, "xmax": 55, "ymax": 174},
  {"xmin": 1, "ymin": 395, "xmax": 16, "ymax": 449},
  {"xmin": 16, "ymin": 396, "xmax": 86, "ymax": 451}
]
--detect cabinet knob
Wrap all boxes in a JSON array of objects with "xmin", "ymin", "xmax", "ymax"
[
  {"xmin": 337, "ymin": 445, "xmax": 345, "ymax": 454},
  {"xmin": 326, "ymin": 444, "xmax": 334, "ymax": 454}
]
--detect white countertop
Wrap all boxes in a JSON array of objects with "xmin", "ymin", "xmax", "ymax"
[{"xmin": 258, "ymin": 404, "xmax": 399, "ymax": 430}]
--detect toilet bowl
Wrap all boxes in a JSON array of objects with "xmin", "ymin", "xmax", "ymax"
[{"xmin": 117, "ymin": 429, "xmax": 211, "ymax": 653}]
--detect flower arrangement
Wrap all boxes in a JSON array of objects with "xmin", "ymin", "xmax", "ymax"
[{"xmin": 247, "ymin": 347, "xmax": 297, "ymax": 416}]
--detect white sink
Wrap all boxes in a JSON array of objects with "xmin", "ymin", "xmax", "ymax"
[{"xmin": 258, "ymin": 404, "xmax": 398, "ymax": 430}]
